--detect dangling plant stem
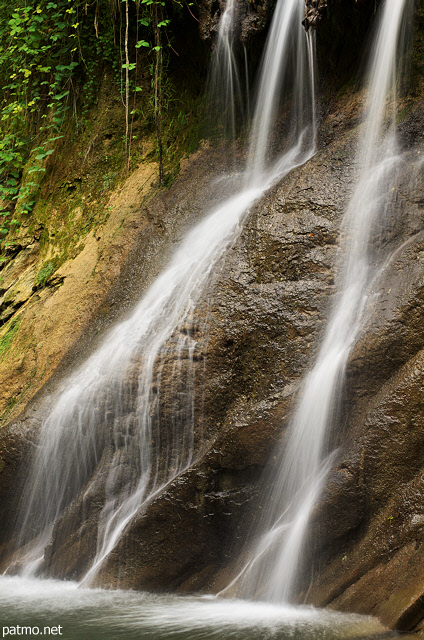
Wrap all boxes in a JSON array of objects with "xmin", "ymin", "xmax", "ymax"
[
  {"xmin": 127, "ymin": 0, "xmax": 140, "ymax": 174},
  {"xmin": 124, "ymin": 0, "xmax": 130, "ymax": 154},
  {"xmin": 154, "ymin": 1, "xmax": 163, "ymax": 186}
]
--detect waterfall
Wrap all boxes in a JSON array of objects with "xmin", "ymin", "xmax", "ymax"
[
  {"xmin": 7, "ymin": 0, "xmax": 316, "ymax": 584},
  {"xmin": 230, "ymin": 0, "xmax": 413, "ymax": 605},
  {"xmin": 207, "ymin": 0, "xmax": 243, "ymax": 142},
  {"xmin": 246, "ymin": 0, "xmax": 315, "ymax": 183}
]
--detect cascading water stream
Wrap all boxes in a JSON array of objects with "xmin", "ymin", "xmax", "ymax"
[
  {"xmin": 243, "ymin": 44, "xmax": 251, "ymax": 125},
  {"xmin": 7, "ymin": 0, "xmax": 316, "ymax": 585},
  {"xmin": 228, "ymin": 0, "xmax": 413, "ymax": 605},
  {"xmin": 207, "ymin": 0, "xmax": 243, "ymax": 142},
  {"xmin": 246, "ymin": 0, "xmax": 314, "ymax": 183}
]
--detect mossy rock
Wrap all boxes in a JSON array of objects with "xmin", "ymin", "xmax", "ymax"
[{"xmin": 35, "ymin": 261, "xmax": 55, "ymax": 288}]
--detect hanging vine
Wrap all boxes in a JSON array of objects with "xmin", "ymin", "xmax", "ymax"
[{"xmin": 153, "ymin": 1, "xmax": 164, "ymax": 185}]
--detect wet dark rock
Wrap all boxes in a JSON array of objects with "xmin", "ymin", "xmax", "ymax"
[
  {"xmin": 0, "ymin": 70, "xmax": 424, "ymax": 637},
  {"xmin": 293, "ymin": 105, "xmax": 424, "ymax": 632},
  {"xmin": 31, "ymin": 124, "xmax": 351, "ymax": 588},
  {"xmin": 302, "ymin": 0, "xmax": 327, "ymax": 31},
  {"xmin": 199, "ymin": 0, "xmax": 275, "ymax": 43},
  {"xmin": 0, "ymin": 419, "xmax": 39, "ymax": 559}
]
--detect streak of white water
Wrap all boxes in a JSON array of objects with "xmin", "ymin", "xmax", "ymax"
[
  {"xmin": 232, "ymin": 0, "xmax": 413, "ymax": 604},
  {"xmin": 9, "ymin": 0, "xmax": 316, "ymax": 584},
  {"xmin": 243, "ymin": 44, "xmax": 251, "ymax": 125},
  {"xmin": 246, "ymin": 0, "xmax": 313, "ymax": 183},
  {"xmin": 14, "ymin": 186, "xmax": 262, "ymax": 577},
  {"xmin": 207, "ymin": 0, "xmax": 243, "ymax": 141}
]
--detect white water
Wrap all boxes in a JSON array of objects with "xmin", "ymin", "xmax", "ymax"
[
  {"xmin": 0, "ymin": 576, "xmax": 386, "ymax": 640},
  {"xmin": 232, "ymin": 0, "xmax": 413, "ymax": 604},
  {"xmin": 8, "ymin": 0, "xmax": 316, "ymax": 584},
  {"xmin": 207, "ymin": 0, "xmax": 243, "ymax": 141},
  {"xmin": 247, "ymin": 0, "xmax": 315, "ymax": 182}
]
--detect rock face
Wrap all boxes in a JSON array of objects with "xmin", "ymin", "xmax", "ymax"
[
  {"xmin": 0, "ymin": 240, "xmax": 40, "ymax": 325},
  {"xmin": 298, "ymin": 121, "xmax": 424, "ymax": 632},
  {"xmin": 41, "ymin": 137, "xmax": 347, "ymax": 588},
  {"xmin": 302, "ymin": 0, "xmax": 327, "ymax": 31},
  {"xmin": 199, "ymin": 0, "xmax": 275, "ymax": 43},
  {"xmin": 0, "ymin": 97, "xmax": 353, "ymax": 578},
  {"xmin": 1, "ymin": 84, "xmax": 424, "ymax": 632}
]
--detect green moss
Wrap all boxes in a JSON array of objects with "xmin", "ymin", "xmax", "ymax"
[
  {"xmin": 35, "ymin": 260, "xmax": 55, "ymax": 287},
  {"xmin": 397, "ymin": 102, "xmax": 414, "ymax": 122},
  {"xmin": 0, "ymin": 317, "xmax": 21, "ymax": 356}
]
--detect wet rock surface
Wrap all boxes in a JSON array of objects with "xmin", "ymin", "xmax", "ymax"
[
  {"xmin": 43, "ymin": 98, "xmax": 424, "ymax": 634},
  {"xmin": 0, "ymin": 80, "xmax": 424, "ymax": 637},
  {"xmin": 23, "ymin": 116, "xmax": 351, "ymax": 587},
  {"xmin": 302, "ymin": 0, "xmax": 327, "ymax": 31},
  {"xmin": 199, "ymin": 0, "xmax": 275, "ymax": 43},
  {"xmin": 296, "ymin": 103, "xmax": 424, "ymax": 632},
  {"xmin": 0, "ymin": 108, "xmax": 352, "ymax": 579}
]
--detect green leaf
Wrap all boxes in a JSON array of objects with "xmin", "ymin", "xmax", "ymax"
[
  {"xmin": 53, "ymin": 90, "xmax": 70, "ymax": 101},
  {"xmin": 28, "ymin": 166, "xmax": 46, "ymax": 174}
]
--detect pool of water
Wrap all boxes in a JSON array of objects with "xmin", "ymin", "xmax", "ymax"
[{"xmin": 0, "ymin": 576, "xmax": 400, "ymax": 640}]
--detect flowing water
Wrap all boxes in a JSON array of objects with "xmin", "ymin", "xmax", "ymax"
[
  {"xmin": 207, "ymin": 0, "xmax": 243, "ymax": 141},
  {"xmin": 231, "ymin": 0, "xmax": 413, "ymax": 605},
  {"xmin": 7, "ymin": 0, "xmax": 316, "ymax": 588},
  {"xmin": 246, "ymin": 0, "xmax": 315, "ymax": 182},
  {"xmin": 0, "ymin": 576, "xmax": 392, "ymax": 640}
]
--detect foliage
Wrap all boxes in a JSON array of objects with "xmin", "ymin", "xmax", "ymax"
[
  {"xmin": 0, "ymin": 0, "xmax": 200, "ymax": 249},
  {"xmin": 0, "ymin": 0, "xmax": 81, "ymax": 241}
]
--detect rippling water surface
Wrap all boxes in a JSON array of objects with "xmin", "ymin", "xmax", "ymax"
[{"xmin": 0, "ymin": 576, "xmax": 399, "ymax": 640}]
